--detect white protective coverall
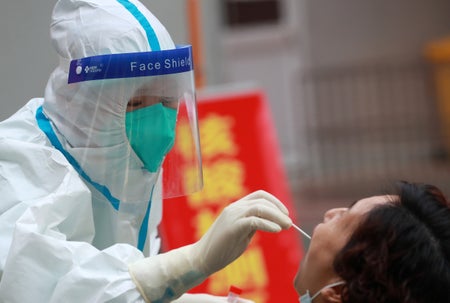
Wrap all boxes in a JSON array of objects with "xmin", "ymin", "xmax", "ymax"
[{"xmin": 0, "ymin": 0, "xmax": 292, "ymax": 302}]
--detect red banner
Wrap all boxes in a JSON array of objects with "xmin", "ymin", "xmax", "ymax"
[{"xmin": 161, "ymin": 88, "xmax": 303, "ymax": 303}]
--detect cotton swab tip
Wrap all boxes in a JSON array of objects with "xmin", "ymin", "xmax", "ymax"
[{"xmin": 292, "ymin": 223, "xmax": 311, "ymax": 240}]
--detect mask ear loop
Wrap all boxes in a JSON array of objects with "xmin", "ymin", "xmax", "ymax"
[{"xmin": 311, "ymin": 281, "xmax": 346, "ymax": 301}]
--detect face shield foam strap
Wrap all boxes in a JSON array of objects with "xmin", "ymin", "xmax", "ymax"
[{"xmin": 68, "ymin": 45, "xmax": 193, "ymax": 84}]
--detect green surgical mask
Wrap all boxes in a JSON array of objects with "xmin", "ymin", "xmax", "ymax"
[{"xmin": 125, "ymin": 103, "xmax": 177, "ymax": 172}]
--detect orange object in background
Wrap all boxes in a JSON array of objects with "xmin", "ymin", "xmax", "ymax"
[
  {"xmin": 186, "ymin": 0, "xmax": 205, "ymax": 88},
  {"xmin": 425, "ymin": 36, "xmax": 450, "ymax": 154},
  {"xmin": 161, "ymin": 88, "xmax": 304, "ymax": 303}
]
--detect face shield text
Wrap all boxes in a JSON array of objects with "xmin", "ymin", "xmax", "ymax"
[
  {"xmin": 164, "ymin": 57, "xmax": 192, "ymax": 69},
  {"xmin": 130, "ymin": 61, "xmax": 162, "ymax": 72}
]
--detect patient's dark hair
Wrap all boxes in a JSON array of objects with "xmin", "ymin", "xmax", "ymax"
[{"xmin": 333, "ymin": 181, "xmax": 450, "ymax": 303}]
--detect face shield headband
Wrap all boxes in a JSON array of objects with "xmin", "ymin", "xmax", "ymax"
[{"xmin": 67, "ymin": 45, "xmax": 203, "ymax": 198}]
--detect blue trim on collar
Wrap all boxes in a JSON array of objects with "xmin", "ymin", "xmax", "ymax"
[
  {"xmin": 37, "ymin": 106, "xmax": 153, "ymax": 252},
  {"xmin": 138, "ymin": 186, "xmax": 153, "ymax": 251},
  {"xmin": 35, "ymin": 106, "xmax": 120, "ymax": 211}
]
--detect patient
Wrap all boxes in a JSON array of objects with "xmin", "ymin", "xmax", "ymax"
[{"xmin": 294, "ymin": 181, "xmax": 450, "ymax": 303}]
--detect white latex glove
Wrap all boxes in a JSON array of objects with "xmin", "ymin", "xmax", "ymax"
[
  {"xmin": 172, "ymin": 293, "xmax": 254, "ymax": 303},
  {"xmin": 129, "ymin": 190, "xmax": 292, "ymax": 303},
  {"xmin": 191, "ymin": 190, "xmax": 292, "ymax": 275}
]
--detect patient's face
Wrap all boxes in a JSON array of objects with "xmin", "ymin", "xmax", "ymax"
[{"xmin": 293, "ymin": 195, "xmax": 391, "ymax": 295}]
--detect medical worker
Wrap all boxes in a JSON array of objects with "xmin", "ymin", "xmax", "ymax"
[{"xmin": 0, "ymin": 0, "xmax": 292, "ymax": 302}]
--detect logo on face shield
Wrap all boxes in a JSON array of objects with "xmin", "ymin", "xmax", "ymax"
[{"xmin": 75, "ymin": 64, "xmax": 104, "ymax": 75}]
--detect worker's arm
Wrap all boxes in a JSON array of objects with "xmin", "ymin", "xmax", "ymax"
[
  {"xmin": 129, "ymin": 190, "xmax": 292, "ymax": 303},
  {"xmin": 0, "ymin": 134, "xmax": 145, "ymax": 302}
]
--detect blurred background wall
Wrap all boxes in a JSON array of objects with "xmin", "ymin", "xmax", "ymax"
[{"xmin": 2, "ymin": 0, "xmax": 450, "ymax": 231}]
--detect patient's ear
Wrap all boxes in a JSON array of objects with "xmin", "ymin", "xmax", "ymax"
[{"xmin": 321, "ymin": 284, "xmax": 342, "ymax": 303}]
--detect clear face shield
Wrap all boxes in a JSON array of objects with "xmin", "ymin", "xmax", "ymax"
[{"xmin": 68, "ymin": 45, "xmax": 203, "ymax": 198}]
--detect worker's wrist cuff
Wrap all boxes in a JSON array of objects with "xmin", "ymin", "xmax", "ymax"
[{"xmin": 128, "ymin": 244, "xmax": 206, "ymax": 303}]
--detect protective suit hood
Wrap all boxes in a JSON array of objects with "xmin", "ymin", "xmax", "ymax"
[
  {"xmin": 42, "ymin": 0, "xmax": 176, "ymax": 250},
  {"xmin": 44, "ymin": 0, "xmax": 174, "ymax": 196}
]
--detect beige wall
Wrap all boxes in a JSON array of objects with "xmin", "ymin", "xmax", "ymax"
[
  {"xmin": 0, "ymin": 2, "xmax": 55, "ymax": 120},
  {"xmin": 1, "ymin": 0, "xmax": 450, "ymax": 131},
  {"xmin": 302, "ymin": 0, "xmax": 450, "ymax": 69}
]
